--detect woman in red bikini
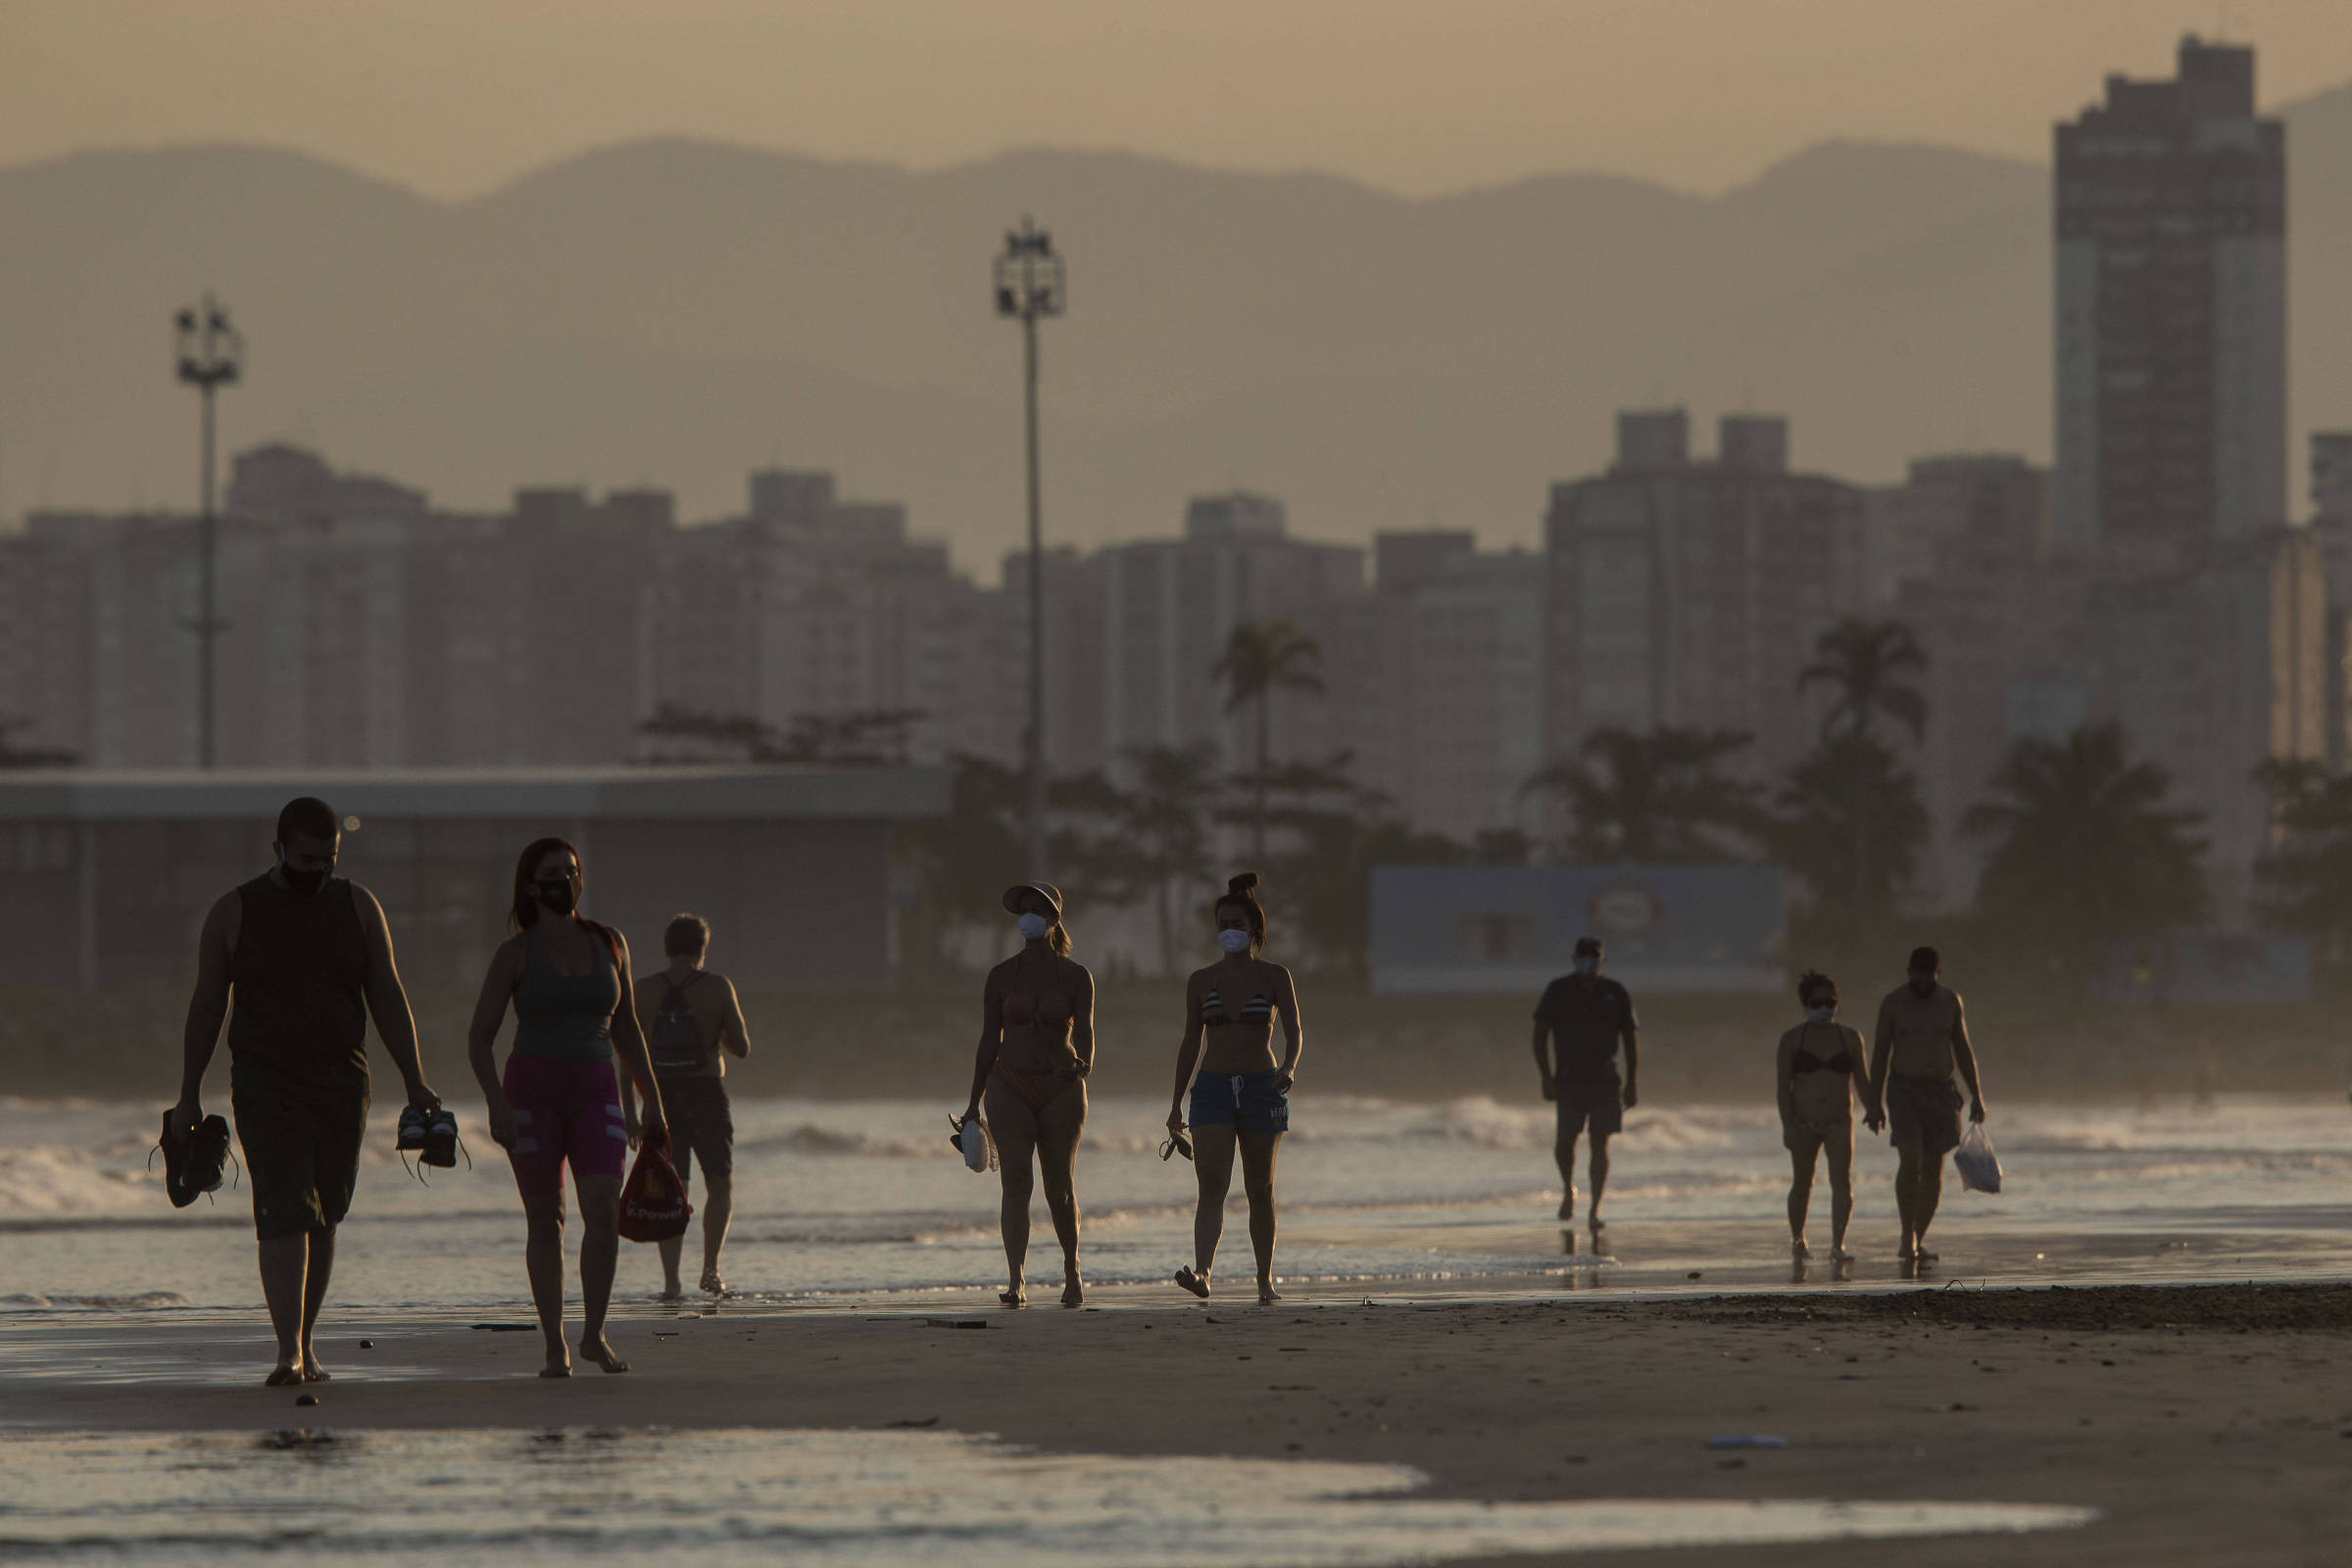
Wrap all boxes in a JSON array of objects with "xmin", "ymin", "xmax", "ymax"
[{"xmin": 958, "ymin": 882, "xmax": 1096, "ymax": 1307}]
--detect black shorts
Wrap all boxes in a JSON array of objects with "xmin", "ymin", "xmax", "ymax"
[
  {"xmin": 230, "ymin": 1059, "xmax": 368, "ymax": 1240},
  {"xmin": 659, "ymin": 1075, "xmax": 733, "ymax": 1187},
  {"xmin": 1189, "ymin": 1069, "xmax": 1290, "ymax": 1135},
  {"xmin": 1886, "ymin": 1073, "xmax": 1964, "ymax": 1155},
  {"xmin": 1555, "ymin": 1076, "xmax": 1623, "ymax": 1140}
]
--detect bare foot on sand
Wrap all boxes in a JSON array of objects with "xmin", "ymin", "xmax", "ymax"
[
  {"xmin": 1061, "ymin": 1274, "xmax": 1085, "ymax": 1308},
  {"xmin": 1557, "ymin": 1196, "xmax": 1574, "ymax": 1222},
  {"xmin": 1000, "ymin": 1287, "xmax": 1028, "ymax": 1308},
  {"xmin": 700, "ymin": 1268, "xmax": 728, "ymax": 1298},
  {"xmin": 579, "ymin": 1335, "xmax": 630, "ymax": 1374},
  {"xmin": 300, "ymin": 1351, "xmax": 331, "ymax": 1383},
  {"xmin": 1174, "ymin": 1266, "xmax": 1209, "ymax": 1300},
  {"xmin": 657, "ymin": 1285, "xmax": 686, "ymax": 1304},
  {"xmin": 265, "ymin": 1363, "xmax": 303, "ymax": 1387},
  {"xmin": 1258, "ymin": 1280, "xmax": 1282, "ymax": 1305}
]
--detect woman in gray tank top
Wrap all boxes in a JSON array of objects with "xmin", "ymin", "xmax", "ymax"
[{"xmin": 466, "ymin": 837, "xmax": 666, "ymax": 1379}]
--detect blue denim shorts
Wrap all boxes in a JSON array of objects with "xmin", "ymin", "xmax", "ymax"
[{"xmin": 1189, "ymin": 1069, "xmax": 1291, "ymax": 1135}]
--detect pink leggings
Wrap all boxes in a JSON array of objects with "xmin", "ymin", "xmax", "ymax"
[{"xmin": 503, "ymin": 1054, "xmax": 626, "ymax": 1197}]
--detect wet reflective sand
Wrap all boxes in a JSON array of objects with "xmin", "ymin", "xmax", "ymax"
[{"xmin": 0, "ymin": 1427, "xmax": 2094, "ymax": 1563}]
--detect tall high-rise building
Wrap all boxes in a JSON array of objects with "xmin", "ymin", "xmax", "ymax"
[
  {"xmin": 1086, "ymin": 493, "xmax": 1363, "ymax": 773},
  {"xmin": 1543, "ymin": 411, "xmax": 1868, "ymax": 777},
  {"xmin": 2054, "ymin": 35, "xmax": 2286, "ymax": 551},
  {"xmin": 1862, "ymin": 454, "xmax": 2050, "ymax": 604}
]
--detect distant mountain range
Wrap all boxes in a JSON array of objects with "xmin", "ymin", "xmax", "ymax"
[{"xmin": 3, "ymin": 81, "xmax": 2347, "ymax": 570}]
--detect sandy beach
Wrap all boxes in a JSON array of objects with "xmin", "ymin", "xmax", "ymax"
[{"xmin": 6, "ymin": 1281, "xmax": 2350, "ymax": 1564}]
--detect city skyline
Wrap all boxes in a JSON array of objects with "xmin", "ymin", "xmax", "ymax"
[
  {"xmin": 5, "ymin": 75, "xmax": 2349, "ymax": 550},
  {"xmin": 0, "ymin": 25, "xmax": 2344, "ymax": 935}
]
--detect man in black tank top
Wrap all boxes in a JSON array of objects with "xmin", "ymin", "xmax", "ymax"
[{"xmin": 172, "ymin": 796, "xmax": 444, "ymax": 1387}]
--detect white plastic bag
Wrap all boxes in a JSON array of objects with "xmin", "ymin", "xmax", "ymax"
[
  {"xmin": 955, "ymin": 1114, "xmax": 998, "ymax": 1174},
  {"xmin": 1954, "ymin": 1121, "xmax": 2002, "ymax": 1195}
]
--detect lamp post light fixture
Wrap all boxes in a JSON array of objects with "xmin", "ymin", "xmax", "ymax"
[
  {"xmin": 994, "ymin": 219, "xmax": 1064, "ymax": 882},
  {"xmin": 175, "ymin": 294, "xmax": 242, "ymax": 769}
]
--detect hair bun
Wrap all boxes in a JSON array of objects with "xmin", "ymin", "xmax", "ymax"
[{"xmin": 1227, "ymin": 871, "xmax": 1261, "ymax": 895}]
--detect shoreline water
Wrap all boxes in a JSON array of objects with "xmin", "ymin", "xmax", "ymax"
[{"xmin": 6, "ymin": 1091, "xmax": 2351, "ymax": 1318}]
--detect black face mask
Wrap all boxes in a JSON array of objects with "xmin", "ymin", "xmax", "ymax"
[
  {"xmin": 278, "ymin": 857, "xmax": 329, "ymax": 895},
  {"xmin": 536, "ymin": 879, "xmax": 579, "ymax": 915}
]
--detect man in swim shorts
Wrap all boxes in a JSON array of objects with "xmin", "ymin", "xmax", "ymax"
[
  {"xmin": 172, "ymin": 796, "xmax": 444, "ymax": 1386},
  {"xmin": 1531, "ymin": 936, "xmax": 1640, "ymax": 1231},
  {"xmin": 623, "ymin": 912, "xmax": 753, "ymax": 1299},
  {"xmin": 1863, "ymin": 946, "xmax": 1986, "ymax": 1268}
]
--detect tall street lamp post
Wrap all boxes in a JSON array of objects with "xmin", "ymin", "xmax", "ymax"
[
  {"xmin": 994, "ymin": 219, "xmax": 1064, "ymax": 881},
  {"xmin": 175, "ymin": 295, "xmax": 242, "ymax": 769}
]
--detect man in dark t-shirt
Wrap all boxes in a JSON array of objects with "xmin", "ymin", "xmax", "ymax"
[
  {"xmin": 172, "ymin": 796, "xmax": 442, "ymax": 1387},
  {"xmin": 1530, "ymin": 936, "xmax": 1641, "ymax": 1230}
]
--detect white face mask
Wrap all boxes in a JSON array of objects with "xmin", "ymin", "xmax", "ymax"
[
  {"xmin": 1215, "ymin": 927, "xmax": 1252, "ymax": 955},
  {"xmin": 1807, "ymin": 1004, "xmax": 1836, "ymax": 1023},
  {"xmin": 1016, "ymin": 912, "xmax": 1051, "ymax": 942}
]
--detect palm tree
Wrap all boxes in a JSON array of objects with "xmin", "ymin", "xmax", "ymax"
[
  {"xmin": 1521, "ymin": 726, "xmax": 1760, "ymax": 862},
  {"xmin": 1214, "ymin": 619, "xmax": 1325, "ymax": 860},
  {"xmin": 1962, "ymin": 723, "xmax": 2209, "ymax": 987},
  {"xmin": 1794, "ymin": 618, "xmax": 1928, "ymax": 921},
  {"xmin": 1767, "ymin": 730, "xmax": 1930, "ymax": 958},
  {"xmin": 1798, "ymin": 618, "xmax": 1928, "ymax": 745}
]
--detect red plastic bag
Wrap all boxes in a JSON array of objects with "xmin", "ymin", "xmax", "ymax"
[{"xmin": 617, "ymin": 1133, "xmax": 693, "ymax": 1244}]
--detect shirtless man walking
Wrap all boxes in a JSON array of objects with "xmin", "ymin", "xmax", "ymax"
[
  {"xmin": 623, "ymin": 912, "xmax": 752, "ymax": 1299},
  {"xmin": 171, "ymin": 796, "xmax": 444, "ymax": 1385},
  {"xmin": 1531, "ymin": 936, "xmax": 1641, "ymax": 1233},
  {"xmin": 1862, "ymin": 946, "xmax": 1986, "ymax": 1268}
]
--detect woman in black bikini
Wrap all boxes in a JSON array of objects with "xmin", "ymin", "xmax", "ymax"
[
  {"xmin": 1775, "ymin": 969, "xmax": 1867, "ymax": 1270},
  {"xmin": 959, "ymin": 883, "xmax": 1096, "ymax": 1307},
  {"xmin": 1169, "ymin": 872, "xmax": 1304, "ymax": 1305}
]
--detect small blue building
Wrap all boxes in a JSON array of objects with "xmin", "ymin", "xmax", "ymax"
[{"xmin": 1369, "ymin": 864, "xmax": 1788, "ymax": 995}]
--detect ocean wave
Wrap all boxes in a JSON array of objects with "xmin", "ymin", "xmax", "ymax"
[
  {"xmin": 1368, "ymin": 1098, "xmax": 1750, "ymax": 1154},
  {"xmin": 740, "ymin": 1126, "xmax": 954, "ymax": 1159},
  {"xmin": 0, "ymin": 1148, "xmax": 161, "ymax": 1217},
  {"xmin": 0, "ymin": 1291, "xmax": 190, "ymax": 1309}
]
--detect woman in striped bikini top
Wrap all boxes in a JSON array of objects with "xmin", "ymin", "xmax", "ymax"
[
  {"xmin": 1200, "ymin": 988, "xmax": 1273, "ymax": 1030},
  {"xmin": 1167, "ymin": 871, "xmax": 1306, "ymax": 1306}
]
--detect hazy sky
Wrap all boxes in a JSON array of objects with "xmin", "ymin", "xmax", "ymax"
[{"xmin": 6, "ymin": 0, "xmax": 2349, "ymax": 198}]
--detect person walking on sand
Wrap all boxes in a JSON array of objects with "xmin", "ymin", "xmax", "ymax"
[
  {"xmin": 466, "ymin": 838, "xmax": 666, "ymax": 1377},
  {"xmin": 1531, "ymin": 936, "xmax": 1639, "ymax": 1233},
  {"xmin": 1862, "ymin": 946, "xmax": 1986, "ymax": 1268},
  {"xmin": 1169, "ymin": 872, "xmax": 1304, "ymax": 1306},
  {"xmin": 959, "ymin": 883, "xmax": 1096, "ymax": 1308},
  {"xmin": 1777, "ymin": 969, "xmax": 1868, "ymax": 1269},
  {"xmin": 170, "ymin": 796, "xmax": 447, "ymax": 1387},
  {"xmin": 621, "ymin": 912, "xmax": 752, "ymax": 1301}
]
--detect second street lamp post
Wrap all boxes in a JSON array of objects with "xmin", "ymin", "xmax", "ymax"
[
  {"xmin": 995, "ymin": 219, "xmax": 1064, "ymax": 882},
  {"xmin": 175, "ymin": 295, "xmax": 242, "ymax": 769}
]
